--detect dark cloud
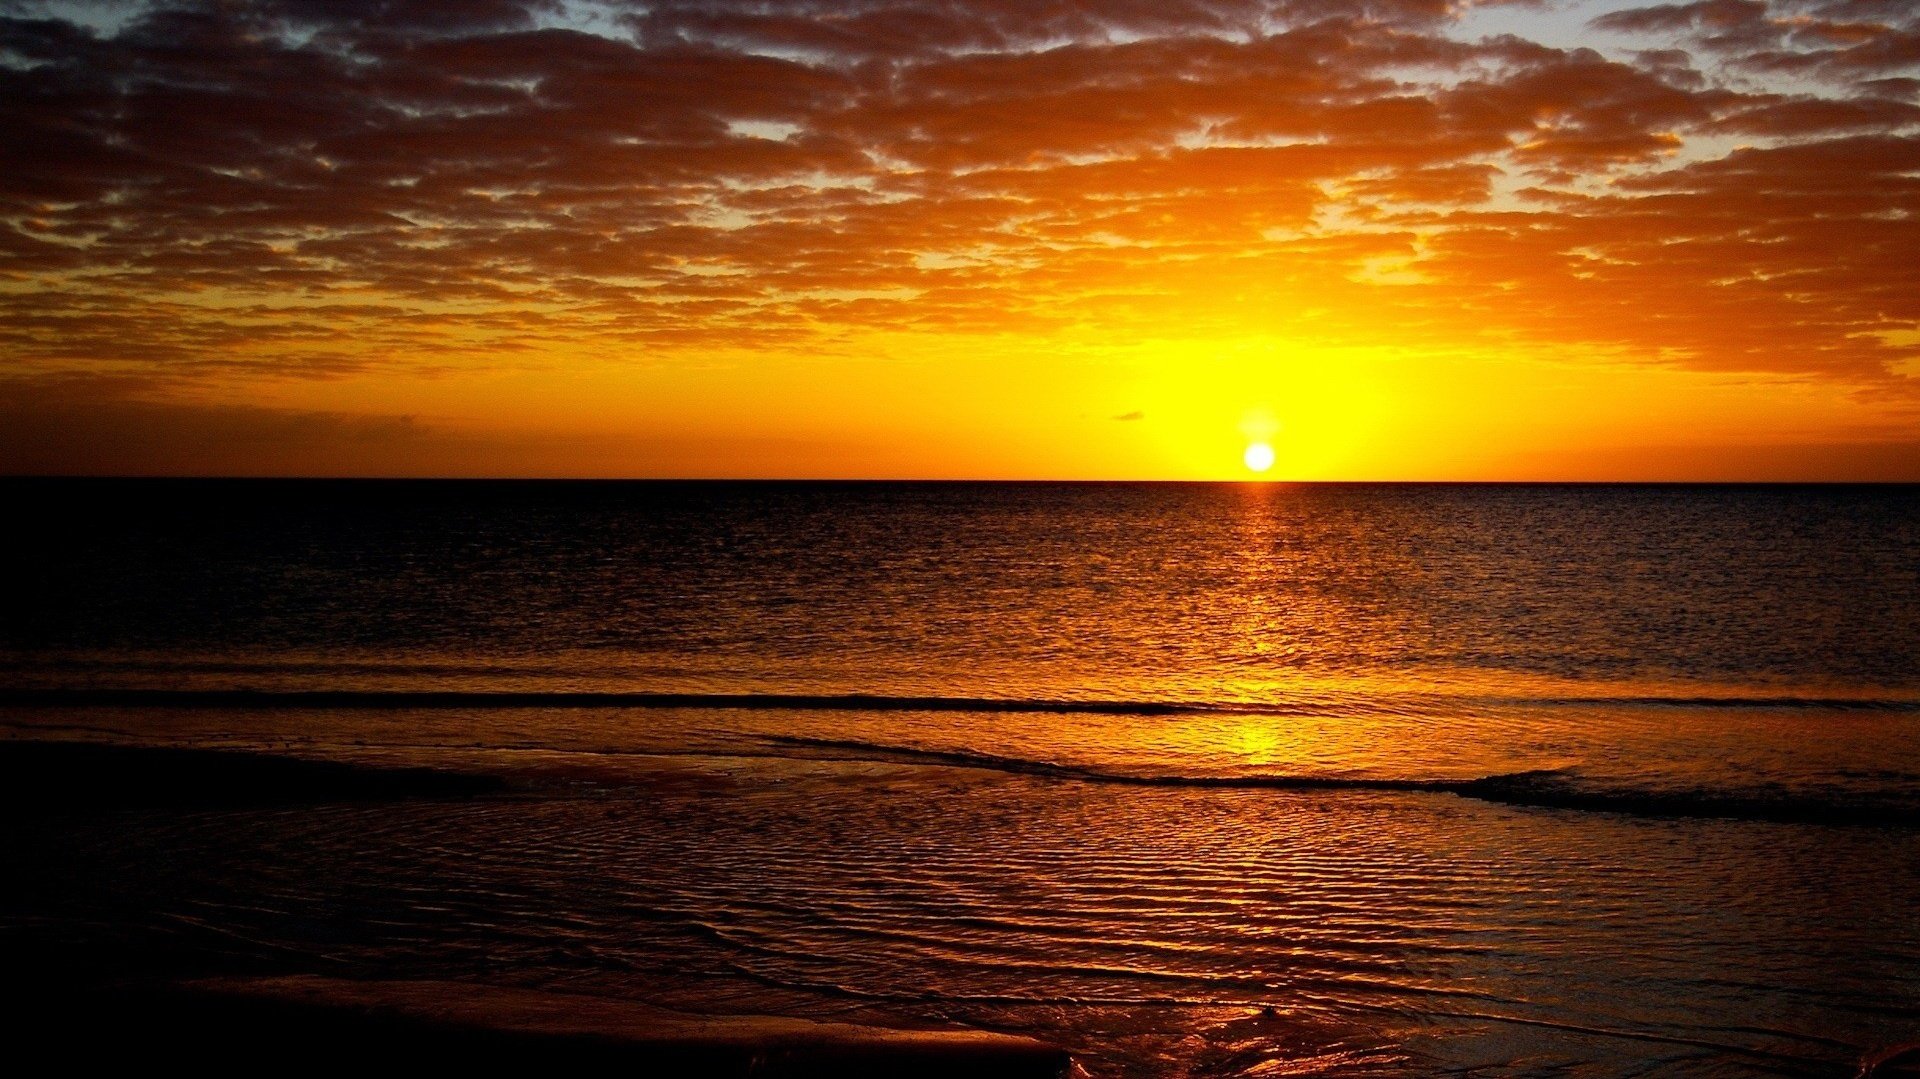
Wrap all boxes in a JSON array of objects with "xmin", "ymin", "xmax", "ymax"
[
  {"xmin": 0, "ymin": 374, "xmax": 437, "ymax": 476},
  {"xmin": 0, "ymin": 375, "xmax": 879, "ymax": 477},
  {"xmin": 1595, "ymin": 0, "xmax": 1920, "ymax": 75},
  {"xmin": 1590, "ymin": 0, "xmax": 1775, "ymax": 41}
]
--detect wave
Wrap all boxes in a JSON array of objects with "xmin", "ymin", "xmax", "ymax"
[
  {"xmin": 0, "ymin": 688, "xmax": 1202, "ymax": 714},
  {"xmin": 762, "ymin": 736, "xmax": 1920, "ymax": 827},
  {"xmin": 764, "ymin": 735, "xmax": 1456, "ymax": 791},
  {"xmin": 3, "ymin": 687, "xmax": 1916, "ymax": 714}
]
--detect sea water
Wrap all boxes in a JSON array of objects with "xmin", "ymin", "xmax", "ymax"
[{"xmin": 4, "ymin": 479, "xmax": 1917, "ymax": 1075}]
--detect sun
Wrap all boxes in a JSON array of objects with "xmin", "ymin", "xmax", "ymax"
[{"xmin": 1243, "ymin": 441, "xmax": 1276, "ymax": 474}]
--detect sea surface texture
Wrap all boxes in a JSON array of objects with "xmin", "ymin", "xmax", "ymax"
[{"xmin": 5, "ymin": 480, "xmax": 1919, "ymax": 1076}]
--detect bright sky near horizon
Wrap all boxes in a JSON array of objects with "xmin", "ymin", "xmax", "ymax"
[{"xmin": 3, "ymin": 0, "xmax": 1918, "ymax": 479}]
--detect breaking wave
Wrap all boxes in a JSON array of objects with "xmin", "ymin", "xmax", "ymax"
[{"xmin": 761, "ymin": 736, "xmax": 1920, "ymax": 827}]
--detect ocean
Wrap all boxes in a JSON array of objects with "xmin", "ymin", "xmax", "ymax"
[{"xmin": 4, "ymin": 479, "xmax": 1918, "ymax": 1076}]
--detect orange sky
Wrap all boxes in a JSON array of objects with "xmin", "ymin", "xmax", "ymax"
[{"xmin": 3, "ymin": 0, "xmax": 1918, "ymax": 479}]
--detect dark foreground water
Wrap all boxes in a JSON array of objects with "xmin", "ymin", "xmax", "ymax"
[{"xmin": 4, "ymin": 480, "xmax": 1918, "ymax": 1076}]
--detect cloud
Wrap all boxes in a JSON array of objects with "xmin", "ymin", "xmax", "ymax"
[
  {"xmin": 1593, "ymin": 0, "xmax": 1920, "ymax": 76},
  {"xmin": 0, "ymin": 375, "xmax": 873, "ymax": 476},
  {"xmin": 0, "ymin": 376, "xmax": 438, "ymax": 475},
  {"xmin": 1112, "ymin": 410, "xmax": 1147, "ymax": 421},
  {"xmin": 0, "ymin": 0, "xmax": 1915, "ymax": 411}
]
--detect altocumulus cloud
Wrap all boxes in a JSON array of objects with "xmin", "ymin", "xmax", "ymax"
[{"xmin": 1, "ymin": 0, "xmax": 1917, "ymax": 427}]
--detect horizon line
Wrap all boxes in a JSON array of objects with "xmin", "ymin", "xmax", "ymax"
[{"xmin": 5, "ymin": 475, "xmax": 1918, "ymax": 486}]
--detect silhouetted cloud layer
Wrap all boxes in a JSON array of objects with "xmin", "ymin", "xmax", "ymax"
[{"xmin": 2, "ymin": 1, "xmax": 1916, "ymax": 421}]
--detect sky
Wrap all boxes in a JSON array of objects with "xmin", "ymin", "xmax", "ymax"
[{"xmin": 2, "ymin": 0, "xmax": 1917, "ymax": 479}]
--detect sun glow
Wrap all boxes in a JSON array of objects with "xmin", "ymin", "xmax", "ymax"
[{"xmin": 1243, "ymin": 442, "xmax": 1276, "ymax": 474}]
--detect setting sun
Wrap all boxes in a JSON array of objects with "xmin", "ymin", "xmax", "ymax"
[{"xmin": 1243, "ymin": 442, "xmax": 1277, "ymax": 474}]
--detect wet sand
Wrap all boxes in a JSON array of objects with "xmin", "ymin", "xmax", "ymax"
[
  {"xmin": 18, "ymin": 976, "xmax": 1072, "ymax": 1077},
  {"xmin": 0, "ymin": 739, "xmax": 504, "ymax": 807},
  {"xmin": 2, "ymin": 739, "xmax": 1073, "ymax": 1075}
]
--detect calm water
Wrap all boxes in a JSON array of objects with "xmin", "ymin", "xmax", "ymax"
[{"xmin": 4, "ymin": 480, "xmax": 1919, "ymax": 1076}]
